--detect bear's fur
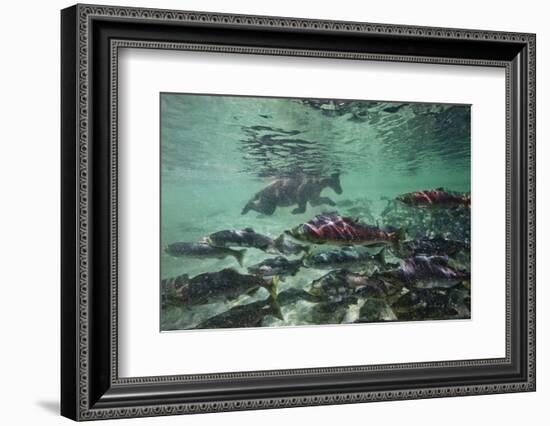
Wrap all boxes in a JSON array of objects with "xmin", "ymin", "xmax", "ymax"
[{"xmin": 242, "ymin": 174, "xmax": 342, "ymax": 215}]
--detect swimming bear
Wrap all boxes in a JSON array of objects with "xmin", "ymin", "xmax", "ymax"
[{"xmin": 242, "ymin": 173, "xmax": 342, "ymax": 215}]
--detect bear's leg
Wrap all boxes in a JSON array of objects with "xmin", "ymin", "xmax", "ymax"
[
  {"xmin": 265, "ymin": 205, "xmax": 277, "ymax": 215},
  {"xmin": 291, "ymin": 201, "xmax": 307, "ymax": 214},
  {"xmin": 313, "ymin": 196, "xmax": 336, "ymax": 207},
  {"xmin": 241, "ymin": 202, "xmax": 252, "ymax": 215},
  {"xmin": 260, "ymin": 202, "xmax": 277, "ymax": 216}
]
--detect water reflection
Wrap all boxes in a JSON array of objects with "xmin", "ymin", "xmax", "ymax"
[{"xmin": 231, "ymin": 98, "xmax": 470, "ymax": 179}]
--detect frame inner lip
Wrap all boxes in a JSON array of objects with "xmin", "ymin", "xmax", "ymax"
[{"xmin": 109, "ymin": 39, "xmax": 513, "ymax": 385}]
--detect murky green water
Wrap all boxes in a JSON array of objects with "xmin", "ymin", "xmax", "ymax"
[{"xmin": 160, "ymin": 93, "xmax": 471, "ymax": 331}]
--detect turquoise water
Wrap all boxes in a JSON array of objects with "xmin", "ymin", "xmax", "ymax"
[{"xmin": 160, "ymin": 93, "xmax": 471, "ymax": 331}]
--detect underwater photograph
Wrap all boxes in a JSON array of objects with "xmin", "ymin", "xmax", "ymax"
[{"xmin": 160, "ymin": 93, "xmax": 471, "ymax": 331}]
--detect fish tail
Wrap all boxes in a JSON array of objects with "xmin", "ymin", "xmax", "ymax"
[
  {"xmin": 234, "ymin": 249, "xmax": 246, "ymax": 267},
  {"xmin": 301, "ymin": 250, "xmax": 313, "ymax": 267},
  {"xmin": 391, "ymin": 228, "xmax": 406, "ymax": 252},
  {"xmin": 375, "ymin": 248, "xmax": 387, "ymax": 266},
  {"xmin": 269, "ymin": 275, "xmax": 280, "ymax": 299},
  {"xmin": 273, "ymin": 233, "xmax": 285, "ymax": 252},
  {"xmin": 268, "ymin": 276, "xmax": 284, "ymax": 321},
  {"xmin": 270, "ymin": 297, "xmax": 284, "ymax": 321}
]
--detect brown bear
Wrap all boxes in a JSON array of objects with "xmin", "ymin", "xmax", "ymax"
[{"xmin": 242, "ymin": 173, "xmax": 342, "ymax": 215}]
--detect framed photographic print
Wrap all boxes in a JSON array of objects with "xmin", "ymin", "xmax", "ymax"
[{"xmin": 61, "ymin": 4, "xmax": 536, "ymax": 421}]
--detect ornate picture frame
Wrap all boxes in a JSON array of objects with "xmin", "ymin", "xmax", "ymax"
[{"xmin": 61, "ymin": 4, "xmax": 535, "ymax": 421}]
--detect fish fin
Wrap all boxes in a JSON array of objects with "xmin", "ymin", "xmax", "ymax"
[
  {"xmin": 175, "ymin": 274, "xmax": 189, "ymax": 284},
  {"xmin": 201, "ymin": 236, "xmax": 215, "ymax": 246},
  {"xmin": 305, "ymin": 244, "xmax": 313, "ymax": 254},
  {"xmin": 301, "ymin": 251, "xmax": 313, "ymax": 267},
  {"xmin": 234, "ymin": 249, "xmax": 246, "ymax": 267},
  {"xmin": 273, "ymin": 233, "xmax": 285, "ymax": 251},
  {"xmin": 226, "ymin": 293, "xmax": 241, "ymax": 302},
  {"xmin": 246, "ymin": 287, "xmax": 261, "ymax": 296},
  {"xmin": 375, "ymin": 248, "xmax": 387, "ymax": 266},
  {"xmin": 384, "ymin": 225, "xmax": 398, "ymax": 233}
]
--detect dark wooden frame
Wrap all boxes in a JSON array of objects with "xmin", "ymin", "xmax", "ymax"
[{"xmin": 61, "ymin": 4, "xmax": 536, "ymax": 421}]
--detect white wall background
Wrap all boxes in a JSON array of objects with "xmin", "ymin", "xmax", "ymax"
[{"xmin": 0, "ymin": 0, "xmax": 546, "ymax": 424}]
